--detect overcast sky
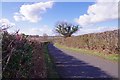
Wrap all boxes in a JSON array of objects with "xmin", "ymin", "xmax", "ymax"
[{"xmin": 0, "ymin": 0, "xmax": 119, "ymax": 36}]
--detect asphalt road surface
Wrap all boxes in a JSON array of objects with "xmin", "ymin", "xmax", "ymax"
[{"xmin": 48, "ymin": 44, "xmax": 118, "ymax": 79}]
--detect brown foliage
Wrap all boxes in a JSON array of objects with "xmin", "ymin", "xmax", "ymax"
[{"xmin": 56, "ymin": 30, "xmax": 119, "ymax": 54}]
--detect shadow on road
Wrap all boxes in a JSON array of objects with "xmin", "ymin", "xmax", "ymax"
[{"xmin": 48, "ymin": 44, "xmax": 114, "ymax": 78}]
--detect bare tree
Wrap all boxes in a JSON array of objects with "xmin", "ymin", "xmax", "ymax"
[{"xmin": 55, "ymin": 21, "xmax": 79, "ymax": 38}]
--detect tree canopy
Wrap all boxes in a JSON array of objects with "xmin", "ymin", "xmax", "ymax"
[{"xmin": 55, "ymin": 22, "xmax": 79, "ymax": 38}]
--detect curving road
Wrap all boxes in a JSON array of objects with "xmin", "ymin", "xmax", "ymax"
[{"xmin": 48, "ymin": 44, "xmax": 118, "ymax": 79}]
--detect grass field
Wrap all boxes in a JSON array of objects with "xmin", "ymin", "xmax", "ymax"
[{"xmin": 55, "ymin": 43, "xmax": 118, "ymax": 62}]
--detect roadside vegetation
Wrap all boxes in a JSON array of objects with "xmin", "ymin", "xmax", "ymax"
[
  {"xmin": 44, "ymin": 42, "xmax": 59, "ymax": 78},
  {"xmin": 2, "ymin": 30, "xmax": 47, "ymax": 78},
  {"xmin": 55, "ymin": 43, "xmax": 118, "ymax": 62},
  {"xmin": 2, "ymin": 31, "xmax": 33, "ymax": 78}
]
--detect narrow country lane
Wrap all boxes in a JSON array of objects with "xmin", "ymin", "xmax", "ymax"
[{"xmin": 48, "ymin": 44, "xmax": 118, "ymax": 78}]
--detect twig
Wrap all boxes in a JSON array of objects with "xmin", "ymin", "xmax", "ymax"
[{"xmin": 3, "ymin": 48, "xmax": 15, "ymax": 72}]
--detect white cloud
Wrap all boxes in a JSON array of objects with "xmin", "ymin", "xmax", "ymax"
[
  {"xmin": 14, "ymin": 1, "xmax": 53, "ymax": 22},
  {"xmin": 96, "ymin": 0, "xmax": 119, "ymax": 2},
  {"xmin": 74, "ymin": 26, "xmax": 118, "ymax": 35},
  {"xmin": 14, "ymin": 12, "xmax": 26, "ymax": 21},
  {"xmin": 75, "ymin": 0, "xmax": 119, "ymax": 26},
  {"xmin": 21, "ymin": 25, "xmax": 54, "ymax": 36},
  {"xmin": 0, "ymin": 18, "xmax": 15, "ymax": 27}
]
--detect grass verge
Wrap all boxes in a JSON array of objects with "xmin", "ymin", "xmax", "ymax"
[
  {"xmin": 44, "ymin": 43, "xmax": 60, "ymax": 79},
  {"xmin": 55, "ymin": 43, "xmax": 118, "ymax": 62}
]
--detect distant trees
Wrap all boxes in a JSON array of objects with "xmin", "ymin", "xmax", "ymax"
[
  {"xmin": 43, "ymin": 33, "xmax": 48, "ymax": 41},
  {"xmin": 55, "ymin": 22, "xmax": 79, "ymax": 38}
]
